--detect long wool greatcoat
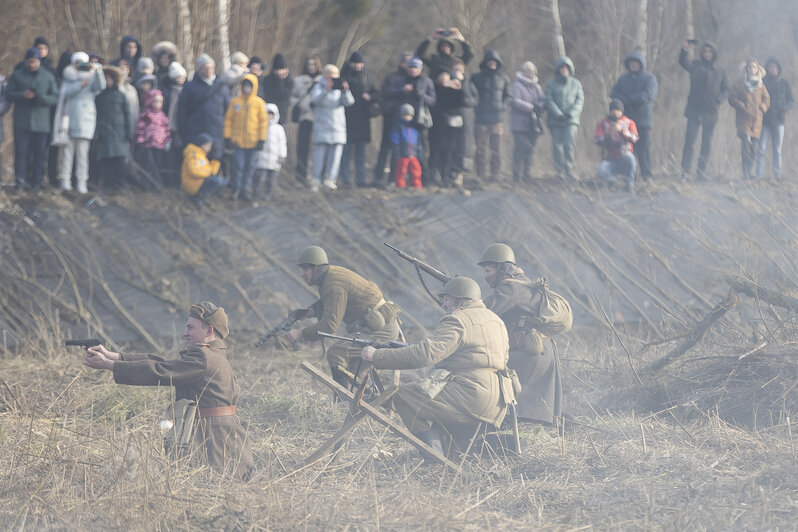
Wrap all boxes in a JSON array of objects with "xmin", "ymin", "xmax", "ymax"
[
  {"xmin": 112, "ymin": 338, "xmax": 255, "ymax": 480},
  {"xmin": 373, "ymin": 300, "xmax": 510, "ymax": 434},
  {"xmin": 728, "ymin": 72, "xmax": 770, "ymax": 139},
  {"xmin": 484, "ymin": 275, "xmax": 563, "ymax": 424}
]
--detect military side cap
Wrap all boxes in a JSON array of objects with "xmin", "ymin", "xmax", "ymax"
[
  {"xmin": 439, "ymin": 277, "xmax": 481, "ymax": 300},
  {"xmin": 190, "ymin": 301, "xmax": 229, "ymax": 339},
  {"xmin": 297, "ymin": 246, "xmax": 328, "ymax": 266},
  {"xmin": 478, "ymin": 243, "xmax": 516, "ymax": 265}
]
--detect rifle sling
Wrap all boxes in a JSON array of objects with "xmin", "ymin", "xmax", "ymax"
[{"xmin": 414, "ymin": 262, "xmax": 444, "ymax": 308}]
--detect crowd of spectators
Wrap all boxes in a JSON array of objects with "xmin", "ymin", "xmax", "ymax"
[{"xmin": 0, "ymin": 30, "xmax": 793, "ymax": 201}]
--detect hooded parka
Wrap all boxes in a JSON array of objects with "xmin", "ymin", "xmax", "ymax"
[
  {"xmin": 610, "ymin": 50, "xmax": 658, "ymax": 129},
  {"xmin": 60, "ymin": 64, "xmax": 106, "ymax": 139},
  {"xmin": 470, "ymin": 50, "xmax": 511, "ymax": 125},
  {"xmin": 223, "ymin": 73, "xmax": 268, "ymax": 149},
  {"xmin": 545, "ymin": 56, "xmax": 584, "ymax": 127},
  {"xmin": 678, "ymin": 42, "xmax": 729, "ymax": 123}
]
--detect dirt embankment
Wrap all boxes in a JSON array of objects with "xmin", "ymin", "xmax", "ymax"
[{"xmin": 2, "ymin": 177, "xmax": 796, "ymax": 346}]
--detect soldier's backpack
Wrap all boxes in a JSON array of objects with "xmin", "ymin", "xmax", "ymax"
[{"xmin": 532, "ymin": 277, "xmax": 573, "ymax": 335}]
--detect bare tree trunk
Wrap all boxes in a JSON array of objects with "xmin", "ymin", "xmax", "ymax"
[
  {"xmin": 178, "ymin": 0, "xmax": 194, "ymax": 75},
  {"xmin": 218, "ymin": 0, "xmax": 231, "ymax": 71},
  {"xmin": 550, "ymin": 0, "xmax": 566, "ymax": 57},
  {"xmin": 685, "ymin": 0, "xmax": 694, "ymax": 38},
  {"xmin": 636, "ymin": 0, "xmax": 648, "ymax": 56},
  {"xmin": 336, "ymin": 19, "xmax": 362, "ymax": 67}
]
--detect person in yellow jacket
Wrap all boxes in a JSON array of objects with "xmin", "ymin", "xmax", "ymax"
[
  {"xmin": 223, "ymin": 73, "xmax": 267, "ymax": 201},
  {"xmin": 181, "ymin": 133, "xmax": 228, "ymax": 198}
]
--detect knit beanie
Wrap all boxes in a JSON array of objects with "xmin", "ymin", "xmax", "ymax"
[
  {"xmin": 196, "ymin": 53, "xmax": 215, "ymax": 71},
  {"xmin": 25, "ymin": 48, "xmax": 41, "ymax": 60},
  {"xmin": 231, "ymin": 51, "xmax": 249, "ymax": 66},
  {"xmin": 399, "ymin": 103, "xmax": 415, "ymax": 117},
  {"xmin": 609, "ymin": 98, "xmax": 624, "ymax": 112},
  {"xmin": 137, "ymin": 57, "xmax": 155, "ymax": 73},
  {"xmin": 349, "ymin": 51, "xmax": 364, "ymax": 64},
  {"xmin": 71, "ymin": 52, "xmax": 89, "ymax": 65},
  {"xmin": 168, "ymin": 61, "xmax": 187, "ymax": 80},
  {"xmin": 271, "ymin": 53, "xmax": 287, "ymax": 70},
  {"xmin": 34, "ymin": 36, "xmax": 50, "ymax": 48}
]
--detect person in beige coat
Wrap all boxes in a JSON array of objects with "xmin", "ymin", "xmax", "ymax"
[
  {"xmin": 361, "ymin": 277, "xmax": 510, "ymax": 454},
  {"xmin": 83, "ymin": 301, "xmax": 255, "ymax": 481},
  {"xmin": 729, "ymin": 59, "xmax": 770, "ymax": 179}
]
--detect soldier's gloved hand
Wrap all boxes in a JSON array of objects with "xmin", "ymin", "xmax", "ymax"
[{"xmin": 361, "ymin": 346, "xmax": 376, "ymax": 362}]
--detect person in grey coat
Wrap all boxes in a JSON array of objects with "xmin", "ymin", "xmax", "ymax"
[
  {"xmin": 611, "ymin": 50, "xmax": 658, "ymax": 179},
  {"xmin": 58, "ymin": 52, "xmax": 105, "ymax": 193},
  {"xmin": 545, "ymin": 56, "xmax": 584, "ymax": 179},
  {"xmin": 309, "ymin": 64, "xmax": 354, "ymax": 191},
  {"xmin": 290, "ymin": 56, "xmax": 321, "ymax": 182},
  {"xmin": 471, "ymin": 50, "xmax": 511, "ymax": 179},
  {"xmin": 509, "ymin": 61, "xmax": 546, "ymax": 182}
]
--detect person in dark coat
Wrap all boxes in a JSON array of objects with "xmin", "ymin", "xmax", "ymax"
[
  {"xmin": 152, "ymin": 41, "xmax": 179, "ymax": 92},
  {"xmin": 94, "ymin": 66, "xmax": 132, "ymax": 191},
  {"xmin": 429, "ymin": 67, "xmax": 466, "ymax": 187},
  {"xmin": 611, "ymin": 50, "xmax": 658, "ymax": 179},
  {"xmin": 384, "ymin": 56, "xmax": 436, "ymax": 183},
  {"xmin": 451, "ymin": 59, "xmax": 476, "ymax": 185},
  {"xmin": 756, "ymin": 57, "xmax": 793, "ymax": 180},
  {"xmin": 340, "ymin": 51, "xmax": 378, "ymax": 187},
  {"xmin": 679, "ymin": 39, "xmax": 729, "ymax": 180},
  {"xmin": 373, "ymin": 51, "xmax": 413, "ymax": 187},
  {"xmin": 6, "ymin": 48, "xmax": 59, "ymax": 193},
  {"xmin": 14, "ymin": 37, "xmax": 56, "ymax": 74},
  {"xmin": 258, "ymin": 53, "xmax": 293, "ymax": 126},
  {"xmin": 83, "ymin": 301, "xmax": 255, "ymax": 481},
  {"xmin": 471, "ymin": 50, "xmax": 511, "ymax": 180},
  {"xmin": 177, "ymin": 54, "xmax": 230, "ymax": 161},
  {"xmin": 111, "ymin": 35, "xmax": 143, "ymax": 79},
  {"xmin": 416, "ymin": 27, "xmax": 474, "ymax": 73}
]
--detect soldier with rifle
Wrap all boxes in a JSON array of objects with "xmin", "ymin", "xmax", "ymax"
[
  {"xmin": 479, "ymin": 243, "xmax": 572, "ymax": 424},
  {"xmin": 283, "ymin": 246, "xmax": 402, "ymax": 389},
  {"xmin": 360, "ymin": 277, "xmax": 514, "ymax": 455}
]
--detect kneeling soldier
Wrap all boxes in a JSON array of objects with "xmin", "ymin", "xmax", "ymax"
[
  {"xmin": 360, "ymin": 277, "xmax": 511, "ymax": 454},
  {"xmin": 83, "ymin": 301, "xmax": 255, "ymax": 480},
  {"xmin": 479, "ymin": 243, "xmax": 570, "ymax": 424},
  {"xmin": 285, "ymin": 246, "xmax": 401, "ymax": 389}
]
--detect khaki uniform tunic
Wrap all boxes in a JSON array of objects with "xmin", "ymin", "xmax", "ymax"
[
  {"xmin": 301, "ymin": 265, "xmax": 400, "ymax": 382},
  {"xmin": 113, "ymin": 338, "xmax": 255, "ymax": 480},
  {"xmin": 484, "ymin": 275, "xmax": 562, "ymax": 424},
  {"xmin": 373, "ymin": 300, "xmax": 509, "ymax": 436}
]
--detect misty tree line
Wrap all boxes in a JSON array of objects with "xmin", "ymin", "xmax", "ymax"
[{"xmin": 2, "ymin": 0, "xmax": 797, "ymax": 175}]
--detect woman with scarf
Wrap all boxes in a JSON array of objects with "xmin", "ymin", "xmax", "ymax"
[
  {"xmin": 728, "ymin": 59, "xmax": 770, "ymax": 179},
  {"xmin": 509, "ymin": 61, "xmax": 546, "ymax": 182}
]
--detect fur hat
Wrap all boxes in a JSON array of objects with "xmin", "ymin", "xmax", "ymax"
[
  {"xmin": 168, "ymin": 61, "xmax": 187, "ymax": 80},
  {"xmin": 231, "ymin": 51, "xmax": 249, "ymax": 66},
  {"xmin": 189, "ymin": 301, "xmax": 229, "ymax": 339},
  {"xmin": 71, "ymin": 52, "xmax": 89, "ymax": 65}
]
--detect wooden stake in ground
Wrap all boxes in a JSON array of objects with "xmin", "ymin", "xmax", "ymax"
[{"xmin": 647, "ymin": 290, "xmax": 739, "ymax": 373}]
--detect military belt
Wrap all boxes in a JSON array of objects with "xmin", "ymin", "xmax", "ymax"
[{"xmin": 198, "ymin": 405, "xmax": 237, "ymax": 418}]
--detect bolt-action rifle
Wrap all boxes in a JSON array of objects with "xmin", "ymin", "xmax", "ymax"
[
  {"xmin": 254, "ymin": 309, "xmax": 307, "ymax": 349},
  {"xmin": 384, "ymin": 242, "xmax": 452, "ymax": 306},
  {"xmin": 317, "ymin": 331, "xmax": 410, "ymax": 349}
]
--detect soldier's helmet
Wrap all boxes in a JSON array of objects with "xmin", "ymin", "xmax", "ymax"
[
  {"xmin": 478, "ymin": 243, "xmax": 516, "ymax": 265},
  {"xmin": 439, "ymin": 276, "xmax": 482, "ymax": 300},
  {"xmin": 297, "ymin": 246, "xmax": 329, "ymax": 266}
]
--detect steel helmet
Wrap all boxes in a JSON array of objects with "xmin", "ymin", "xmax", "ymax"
[
  {"xmin": 478, "ymin": 243, "xmax": 516, "ymax": 265},
  {"xmin": 439, "ymin": 276, "xmax": 481, "ymax": 300},
  {"xmin": 297, "ymin": 246, "xmax": 328, "ymax": 266}
]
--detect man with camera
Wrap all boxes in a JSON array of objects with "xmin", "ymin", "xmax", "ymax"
[
  {"xmin": 83, "ymin": 301, "xmax": 254, "ymax": 480},
  {"xmin": 416, "ymin": 27, "xmax": 474, "ymax": 73}
]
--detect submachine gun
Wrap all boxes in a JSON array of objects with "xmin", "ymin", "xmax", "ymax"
[
  {"xmin": 65, "ymin": 339, "xmax": 102, "ymax": 348},
  {"xmin": 254, "ymin": 309, "xmax": 307, "ymax": 349},
  {"xmin": 384, "ymin": 243, "xmax": 452, "ymax": 306},
  {"xmin": 317, "ymin": 331, "xmax": 410, "ymax": 398}
]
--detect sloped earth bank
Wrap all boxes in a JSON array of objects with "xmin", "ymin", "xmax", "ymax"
[{"xmin": 1, "ymin": 177, "xmax": 798, "ymax": 529}]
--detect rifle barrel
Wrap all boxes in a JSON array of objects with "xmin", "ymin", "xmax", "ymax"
[{"xmin": 383, "ymin": 243, "xmax": 451, "ymax": 283}]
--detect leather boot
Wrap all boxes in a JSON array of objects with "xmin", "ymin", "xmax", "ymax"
[{"xmin": 417, "ymin": 425, "xmax": 444, "ymax": 458}]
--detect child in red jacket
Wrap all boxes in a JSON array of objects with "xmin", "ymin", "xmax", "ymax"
[{"xmin": 594, "ymin": 98, "xmax": 638, "ymax": 192}]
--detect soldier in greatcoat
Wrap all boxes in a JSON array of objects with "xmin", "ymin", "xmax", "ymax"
[
  {"xmin": 83, "ymin": 301, "xmax": 255, "ymax": 480},
  {"xmin": 479, "ymin": 243, "xmax": 570, "ymax": 424},
  {"xmin": 360, "ymin": 277, "xmax": 511, "ymax": 454},
  {"xmin": 284, "ymin": 246, "xmax": 401, "ymax": 389}
]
